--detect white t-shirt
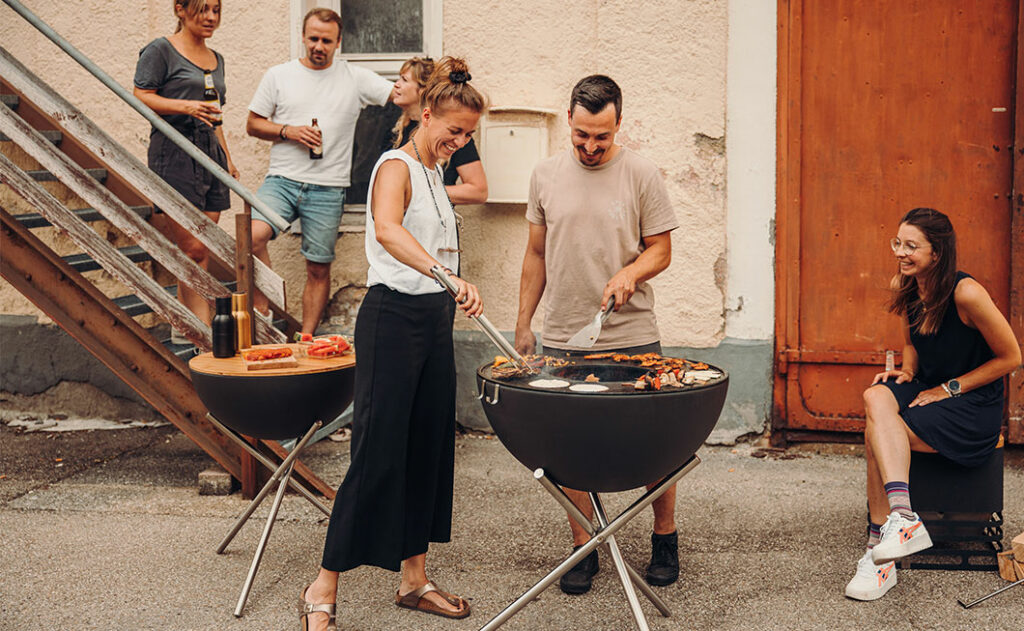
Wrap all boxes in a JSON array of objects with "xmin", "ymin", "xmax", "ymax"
[
  {"xmin": 365, "ymin": 150, "xmax": 460, "ymax": 295},
  {"xmin": 248, "ymin": 59, "xmax": 392, "ymax": 187}
]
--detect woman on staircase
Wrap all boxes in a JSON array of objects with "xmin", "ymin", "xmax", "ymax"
[
  {"xmin": 845, "ymin": 207, "xmax": 1020, "ymax": 601},
  {"xmin": 133, "ymin": 0, "xmax": 238, "ymax": 335}
]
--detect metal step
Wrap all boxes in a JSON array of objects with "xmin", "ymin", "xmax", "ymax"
[
  {"xmin": 14, "ymin": 204, "xmax": 151, "ymax": 229},
  {"xmin": 26, "ymin": 167, "xmax": 107, "ymax": 183},
  {"xmin": 0, "ymin": 128, "xmax": 62, "ymax": 145},
  {"xmin": 1, "ymin": 94, "xmax": 18, "ymax": 110},
  {"xmin": 62, "ymin": 245, "xmax": 151, "ymax": 273}
]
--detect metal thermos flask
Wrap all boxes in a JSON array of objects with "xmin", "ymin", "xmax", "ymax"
[
  {"xmin": 212, "ymin": 295, "xmax": 236, "ymax": 357},
  {"xmin": 232, "ymin": 292, "xmax": 253, "ymax": 350}
]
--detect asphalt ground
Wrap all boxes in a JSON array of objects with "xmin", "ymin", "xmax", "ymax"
[{"xmin": 1, "ymin": 423, "xmax": 1022, "ymax": 630}]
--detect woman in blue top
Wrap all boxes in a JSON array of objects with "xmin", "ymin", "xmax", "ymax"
[
  {"xmin": 845, "ymin": 207, "xmax": 1020, "ymax": 601},
  {"xmin": 133, "ymin": 0, "xmax": 238, "ymax": 328}
]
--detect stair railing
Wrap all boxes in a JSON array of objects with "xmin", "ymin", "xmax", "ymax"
[{"xmin": 2, "ymin": 0, "xmax": 289, "ymax": 235}]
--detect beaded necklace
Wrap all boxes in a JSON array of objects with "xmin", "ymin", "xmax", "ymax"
[{"xmin": 411, "ymin": 135, "xmax": 461, "ymax": 254}]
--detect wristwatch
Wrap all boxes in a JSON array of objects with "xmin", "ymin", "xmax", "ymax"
[{"xmin": 943, "ymin": 379, "xmax": 962, "ymax": 397}]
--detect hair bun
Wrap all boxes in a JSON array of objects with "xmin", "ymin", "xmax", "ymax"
[{"xmin": 448, "ymin": 71, "xmax": 471, "ymax": 84}]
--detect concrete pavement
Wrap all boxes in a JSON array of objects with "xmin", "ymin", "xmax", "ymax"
[{"xmin": 1, "ymin": 423, "xmax": 1022, "ymax": 630}]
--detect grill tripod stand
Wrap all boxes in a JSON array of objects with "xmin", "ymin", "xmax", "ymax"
[{"xmin": 479, "ymin": 455, "xmax": 701, "ymax": 631}]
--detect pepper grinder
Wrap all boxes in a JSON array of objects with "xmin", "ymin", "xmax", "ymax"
[
  {"xmin": 232, "ymin": 292, "xmax": 253, "ymax": 350},
  {"xmin": 212, "ymin": 295, "xmax": 236, "ymax": 358}
]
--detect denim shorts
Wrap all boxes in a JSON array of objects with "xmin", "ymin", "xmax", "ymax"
[{"xmin": 253, "ymin": 174, "xmax": 346, "ymax": 264}]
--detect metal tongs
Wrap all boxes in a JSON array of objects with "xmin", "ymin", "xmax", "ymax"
[{"xmin": 430, "ymin": 266, "xmax": 536, "ymax": 374}]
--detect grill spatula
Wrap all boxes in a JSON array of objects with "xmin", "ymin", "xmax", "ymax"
[{"xmin": 565, "ymin": 297, "xmax": 616, "ymax": 348}]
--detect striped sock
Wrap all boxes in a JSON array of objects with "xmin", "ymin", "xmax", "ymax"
[
  {"xmin": 867, "ymin": 522, "xmax": 882, "ymax": 549},
  {"xmin": 883, "ymin": 481, "xmax": 915, "ymax": 520}
]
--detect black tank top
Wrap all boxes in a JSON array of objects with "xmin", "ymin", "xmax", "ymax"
[{"xmin": 908, "ymin": 271, "xmax": 1001, "ymax": 397}]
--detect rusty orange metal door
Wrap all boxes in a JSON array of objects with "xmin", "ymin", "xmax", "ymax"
[{"xmin": 776, "ymin": 0, "xmax": 1019, "ymax": 440}]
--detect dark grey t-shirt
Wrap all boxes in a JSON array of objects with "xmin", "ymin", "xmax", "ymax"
[{"xmin": 133, "ymin": 37, "xmax": 226, "ymax": 133}]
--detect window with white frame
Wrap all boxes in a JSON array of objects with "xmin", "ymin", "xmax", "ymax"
[{"xmin": 290, "ymin": 0, "xmax": 442, "ymax": 78}]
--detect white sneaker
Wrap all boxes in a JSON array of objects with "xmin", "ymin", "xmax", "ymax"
[
  {"xmin": 871, "ymin": 511, "xmax": 933, "ymax": 564},
  {"xmin": 845, "ymin": 548, "xmax": 897, "ymax": 601}
]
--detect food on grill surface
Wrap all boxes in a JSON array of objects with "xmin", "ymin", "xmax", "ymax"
[
  {"xmin": 570, "ymin": 383, "xmax": 609, "ymax": 393},
  {"xmin": 243, "ymin": 346, "xmax": 298, "ymax": 370},
  {"xmin": 492, "ymin": 354, "xmax": 569, "ymax": 378},
  {"xmin": 529, "ymin": 379, "xmax": 571, "ymax": 389},
  {"xmin": 490, "ymin": 352, "xmax": 723, "ymax": 391},
  {"xmin": 304, "ymin": 335, "xmax": 352, "ymax": 359}
]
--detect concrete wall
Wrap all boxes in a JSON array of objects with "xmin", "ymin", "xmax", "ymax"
[{"xmin": 1, "ymin": 1, "xmax": 777, "ymax": 441}]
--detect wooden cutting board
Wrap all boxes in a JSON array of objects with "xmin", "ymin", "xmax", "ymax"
[{"xmin": 190, "ymin": 343, "xmax": 355, "ymax": 377}]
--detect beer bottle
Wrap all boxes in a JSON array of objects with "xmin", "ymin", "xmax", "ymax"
[
  {"xmin": 202, "ymin": 71, "xmax": 222, "ymax": 126},
  {"xmin": 309, "ymin": 117, "xmax": 323, "ymax": 160}
]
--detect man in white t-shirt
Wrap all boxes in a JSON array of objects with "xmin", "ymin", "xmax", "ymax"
[
  {"xmin": 514, "ymin": 75, "xmax": 680, "ymax": 595},
  {"xmin": 246, "ymin": 7, "xmax": 394, "ymax": 335}
]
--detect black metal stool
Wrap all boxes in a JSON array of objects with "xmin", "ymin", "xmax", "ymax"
[{"xmin": 901, "ymin": 438, "xmax": 1004, "ymax": 570}]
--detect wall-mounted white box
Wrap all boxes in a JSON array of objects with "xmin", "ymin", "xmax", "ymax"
[{"xmin": 479, "ymin": 106, "xmax": 558, "ymax": 204}]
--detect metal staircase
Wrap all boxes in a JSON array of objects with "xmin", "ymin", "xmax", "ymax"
[{"xmin": 0, "ymin": 20, "xmax": 333, "ymax": 499}]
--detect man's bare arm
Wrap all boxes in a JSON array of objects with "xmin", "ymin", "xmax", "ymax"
[
  {"xmin": 602, "ymin": 230, "xmax": 672, "ymax": 310},
  {"xmin": 514, "ymin": 222, "xmax": 547, "ymax": 355}
]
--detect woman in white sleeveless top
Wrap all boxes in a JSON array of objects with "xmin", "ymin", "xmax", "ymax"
[{"xmin": 298, "ymin": 57, "xmax": 485, "ymax": 630}]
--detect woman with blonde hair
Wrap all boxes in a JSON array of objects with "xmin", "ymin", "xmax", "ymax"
[
  {"xmin": 133, "ymin": 0, "xmax": 238, "ymax": 332},
  {"xmin": 390, "ymin": 56, "xmax": 488, "ymax": 204},
  {"xmin": 845, "ymin": 207, "xmax": 1020, "ymax": 601},
  {"xmin": 298, "ymin": 57, "xmax": 486, "ymax": 630}
]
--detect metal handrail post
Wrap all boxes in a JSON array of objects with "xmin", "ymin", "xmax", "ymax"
[{"xmin": 2, "ymin": 0, "xmax": 290, "ymax": 233}]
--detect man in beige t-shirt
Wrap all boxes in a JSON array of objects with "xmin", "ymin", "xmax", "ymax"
[{"xmin": 514, "ymin": 75, "xmax": 680, "ymax": 595}]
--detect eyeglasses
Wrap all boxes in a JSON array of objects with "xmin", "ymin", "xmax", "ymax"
[{"xmin": 890, "ymin": 237, "xmax": 930, "ymax": 255}]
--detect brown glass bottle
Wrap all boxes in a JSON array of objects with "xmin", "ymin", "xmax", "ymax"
[
  {"xmin": 309, "ymin": 117, "xmax": 323, "ymax": 159},
  {"xmin": 202, "ymin": 71, "xmax": 222, "ymax": 127}
]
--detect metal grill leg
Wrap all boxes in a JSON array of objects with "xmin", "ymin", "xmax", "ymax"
[
  {"xmin": 478, "ymin": 455, "xmax": 700, "ymax": 631},
  {"xmin": 207, "ymin": 414, "xmax": 331, "ymax": 516},
  {"xmin": 214, "ymin": 421, "xmax": 324, "ymax": 554},
  {"xmin": 233, "ymin": 461, "xmax": 294, "ymax": 617},
  {"xmin": 538, "ymin": 475, "xmax": 672, "ymax": 617},
  {"xmin": 591, "ymin": 493, "xmax": 650, "ymax": 631}
]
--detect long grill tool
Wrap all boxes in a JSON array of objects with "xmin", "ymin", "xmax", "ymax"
[{"xmin": 430, "ymin": 265, "xmax": 535, "ymax": 374}]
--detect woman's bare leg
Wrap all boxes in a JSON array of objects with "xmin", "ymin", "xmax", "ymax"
[{"xmin": 302, "ymin": 568, "xmax": 338, "ymax": 631}]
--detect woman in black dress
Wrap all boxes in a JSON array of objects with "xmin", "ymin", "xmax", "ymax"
[
  {"xmin": 133, "ymin": 0, "xmax": 238, "ymax": 329},
  {"xmin": 845, "ymin": 207, "xmax": 1020, "ymax": 601}
]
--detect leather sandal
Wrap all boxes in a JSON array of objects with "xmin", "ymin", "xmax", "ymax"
[
  {"xmin": 299, "ymin": 584, "xmax": 337, "ymax": 631},
  {"xmin": 395, "ymin": 581, "xmax": 471, "ymax": 619}
]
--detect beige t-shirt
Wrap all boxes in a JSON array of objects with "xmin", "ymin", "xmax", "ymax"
[{"xmin": 526, "ymin": 147, "xmax": 678, "ymax": 350}]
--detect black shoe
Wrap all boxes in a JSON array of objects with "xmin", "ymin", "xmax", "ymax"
[
  {"xmin": 559, "ymin": 546, "xmax": 599, "ymax": 595},
  {"xmin": 645, "ymin": 531, "xmax": 679, "ymax": 586}
]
